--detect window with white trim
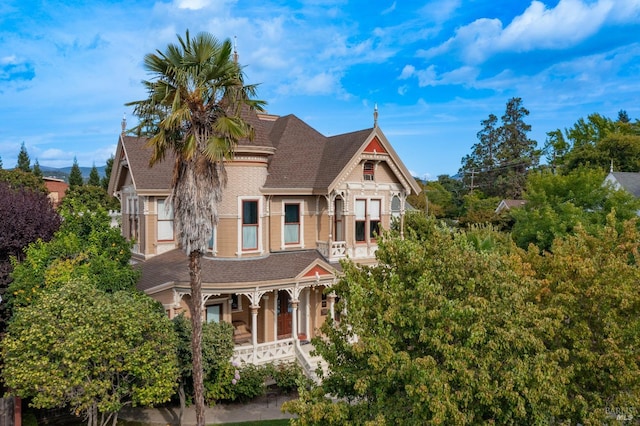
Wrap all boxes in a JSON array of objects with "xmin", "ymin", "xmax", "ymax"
[
  {"xmin": 369, "ymin": 199, "xmax": 381, "ymax": 240},
  {"xmin": 355, "ymin": 199, "xmax": 382, "ymax": 242},
  {"xmin": 391, "ymin": 195, "xmax": 401, "ymax": 218},
  {"xmin": 242, "ymin": 200, "xmax": 259, "ymax": 250},
  {"xmin": 363, "ymin": 161, "xmax": 375, "ymax": 181},
  {"xmin": 284, "ymin": 203, "xmax": 301, "ymax": 244},
  {"xmin": 206, "ymin": 304, "xmax": 222, "ymax": 323},
  {"xmin": 157, "ymin": 198, "xmax": 174, "ymax": 241},
  {"xmin": 355, "ymin": 199, "xmax": 366, "ymax": 242}
]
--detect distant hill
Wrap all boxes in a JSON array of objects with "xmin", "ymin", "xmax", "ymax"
[{"xmin": 40, "ymin": 165, "xmax": 107, "ymax": 183}]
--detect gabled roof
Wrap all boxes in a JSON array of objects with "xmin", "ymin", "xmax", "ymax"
[
  {"xmin": 136, "ymin": 249, "xmax": 339, "ymax": 293},
  {"xmin": 108, "ymin": 134, "xmax": 175, "ymax": 196},
  {"xmin": 605, "ymin": 172, "xmax": 640, "ymax": 197},
  {"xmin": 109, "ymin": 110, "xmax": 420, "ymax": 197},
  {"xmin": 262, "ymin": 115, "xmax": 420, "ymax": 195}
]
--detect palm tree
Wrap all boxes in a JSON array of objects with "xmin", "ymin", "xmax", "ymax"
[{"xmin": 127, "ymin": 30, "xmax": 265, "ymax": 426}]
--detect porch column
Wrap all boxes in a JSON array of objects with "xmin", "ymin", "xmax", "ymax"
[
  {"xmin": 291, "ymin": 300, "xmax": 299, "ymax": 342},
  {"xmin": 328, "ymin": 293, "xmax": 336, "ymax": 321},
  {"xmin": 250, "ymin": 305, "xmax": 259, "ymax": 348}
]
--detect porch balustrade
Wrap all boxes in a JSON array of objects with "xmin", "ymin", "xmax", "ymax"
[{"xmin": 231, "ymin": 339, "xmax": 296, "ymax": 365}]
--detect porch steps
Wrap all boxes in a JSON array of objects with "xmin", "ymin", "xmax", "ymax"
[{"xmin": 296, "ymin": 342, "xmax": 328, "ymax": 384}]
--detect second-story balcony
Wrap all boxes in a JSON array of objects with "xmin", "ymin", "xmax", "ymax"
[{"xmin": 316, "ymin": 240, "xmax": 377, "ymax": 261}]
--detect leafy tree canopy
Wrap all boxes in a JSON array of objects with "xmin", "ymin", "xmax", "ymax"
[
  {"xmin": 2, "ymin": 280, "xmax": 179, "ymax": 426},
  {"xmin": 0, "ymin": 182, "xmax": 60, "ymax": 331},
  {"xmin": 286, "ymin": 217, "xmax": 640, "ymax": 425},
  {"xmin": 545, "ymin": 112, "xmax": 640, "ymax": 173},
  {"xmin": 101, "ymin": 155, "xmax": 114, "ymax": 191},
  {"xmin": 8, "ymin": 197, "xmax": 137, "ymax": 309},
  {"xmin": 286, "ymin": 223, "xmax": 567, "ymax": 424},
  {"xmin": 510, "ymin": 167, "xmax": 640, "ymax": 250},
  {"xmin": 0, "ymin": 168, "xmax": 46, "ymax": 193},
  {"xmin": 61, "ymin": 185, "xmax": 120, "ymax": 212}
]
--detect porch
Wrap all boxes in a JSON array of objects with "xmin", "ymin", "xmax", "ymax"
[{"xmin": 231, "ymin": 338, "xmax": 327, "ymax": 384}]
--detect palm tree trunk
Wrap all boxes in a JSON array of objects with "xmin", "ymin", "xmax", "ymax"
[{"xmin": 189, "ymin": 250, "xmax": 206, "ymax": 426}]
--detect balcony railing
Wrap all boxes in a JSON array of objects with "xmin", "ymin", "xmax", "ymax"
[{"xmin": 316, "ymin": 241, "xmax": 347, "ymax": 260}]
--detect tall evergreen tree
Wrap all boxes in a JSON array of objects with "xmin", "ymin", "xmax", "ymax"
[
  {"xmin": 88, "ymin": 164, "xmax": 101, "ymax": 186},
  {"xmin": 68, "ymin": 157, "xmax": 84, "ymax": 187},
  {"xmin": 32, "ymin": 159, "xmax": 43, "ymax": 179},
  {"xmin": 101, "ymin": 155, "xmax": 114, "ymax": 191},
  {"xmin": 16, "ymin": 142, "xmax": 31, "ymax": 173},
  {"xmin": 0, "ymin": 156, "xmax": 3, "ymax": 170},
  {"xmin": 459, "ymin": 97, "xmax": 538, "ymax": 198}
]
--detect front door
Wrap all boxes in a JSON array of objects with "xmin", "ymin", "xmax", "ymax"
[{"xmin": 277, "ymin": 290, "xmax": 292, "ymax": 338}]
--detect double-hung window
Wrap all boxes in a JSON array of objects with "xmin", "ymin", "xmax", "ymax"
[
  {"xmin": 242, "ymin": 200, "xmax": 259, "ymax": 250},
  {"xmin": 363, "ymin": 161, "xmax": 375, "ymax": 181},
  {"xmin": 157, "ymin": 198, "xmax": 174, "ymax": 241},
  {"xmin": 355, "ymin": 199, "xmax": 381, "ymax": 242},
  {"xmin": 355, "ymin": 200, "xmax": 367, "ymax": 242},
  {"xmin": 284, "ymin": 203, "xmax": 300, "ymax": 244},
  {"xmin": 369, "ymin": 199, "xmax": 381, "ymax": 240}
]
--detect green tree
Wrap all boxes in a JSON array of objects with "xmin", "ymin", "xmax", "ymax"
[
  {"xmin": 62, "ymin": 184, "xmax": 120, "ymax": 212},
  {"xmin": 285, "ymin": 224, "xmax": 567, "ymax": 424},
  {"xmin": 101, "ymin": 155, "xmax": 114, "ymax": 191},
  {"xmin": 460, "ymin": 98, "xmax": 539, "ymax": 198},
  {"xmin": 2, "ymin": 280, "xmax": 179, "ymax": 426},
  {"xmin": 524, "ymin": 217, "xmax": 640, "ymax": 424},
  {"xmin": 173, "ymin": 314, "xmax": 234, "ymax": 425},
  {"xmin": 0, "ymin": 182, "xmax": 60, "ymax": 332},
  {"xmin": 16, "ymin": 142, "xmax": 31, "ymax": 172},
  {"xmin": 0, "ymin": 156, "xmax": 3, "ymax": 169},
  {"xmin": 32, "ymin": 159, "xmax": 43, "ymax": 178},
  {"xmin": 88, "ymin": 164, "xmax": 101, "ymax": 186},
  {"xmin": 510, "ymin": 167, "xmax": 640, "ymax": 251},
  {"xmin": 69, "ymin": 157, "xmax": 84, "ymax": 187},
  {"xmin": 8, "ymin": 197, "xmax": 137, "ymax": 309},
  {"xmin": 127, "ymin": 30, "xmax": 265, "ymax": 426},
  {"xmin": 0, "ymin": 168, "xmax": 46, "ymax": 192}
]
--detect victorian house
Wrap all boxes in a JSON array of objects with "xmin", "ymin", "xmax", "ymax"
[{"xmin": 108, "ymin": 107, "xmax": 420, "ymax": 373}]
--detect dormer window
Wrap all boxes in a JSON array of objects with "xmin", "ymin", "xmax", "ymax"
[{"xmin": 363, "ymin": 161, "xmax": 375, "ymax": 181}]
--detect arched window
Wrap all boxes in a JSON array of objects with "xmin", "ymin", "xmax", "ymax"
[{"xmin": 391, "ymin": 195, "xmax": 401, "ymax": 218}]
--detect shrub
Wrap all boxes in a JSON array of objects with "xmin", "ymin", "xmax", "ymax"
[
  {"xmin": 270, "ymin": 362, "xmax": 307, "ymax": 393},
  {"xmin": 206, "ymin": 363, "xmax": 269, "ymax": 403}
]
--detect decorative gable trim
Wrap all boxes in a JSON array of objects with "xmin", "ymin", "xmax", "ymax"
[
  {"xmin": 363, "ymin": 136, "xmax": 387, "ymax": 154},
  {"xmin": 302, "ymin": 264, "xmax": 332, "ymax": 278}
]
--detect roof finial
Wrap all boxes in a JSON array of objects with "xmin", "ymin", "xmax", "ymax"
[
  {"xmin": 373, "ymin": 103, "xmax": 378, "ymax": 127},
  {"xmin": 121, "ymin": 113, "xmax": 126, "ymax": 135},
  {"xmin": 233, "ymin": 36, "xmax": 238, "ymax": 64}
]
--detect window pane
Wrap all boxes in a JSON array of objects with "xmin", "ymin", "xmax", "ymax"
[
  {"xmin": 206, "ymin": 304, "xmax": 221, "ymax": 323},
  {"xmin": 370, "ymin": 200, "xmax": 381, "ymax": 220},
  {"xmin": 158, "ymin": 198, "xmax": 173, "ymax": 220},
  {"xmin": 243, "ymin": 201, "xmax": 258, "ymax": 225},
  {"xmin": 355, "ymin": 221, "xmax": 365, "ymax": 241},
  {"xmin": 391, "ymin": 196, "xmax": 401, "ymax": 212},
  {"xmin": 243, "ymin": 225, "xmax": 257, "ymax": 249},
  {"xmin": 370, "ymin": 220, "xmax": 380, "ymax": 239},
  {"xmin": 285, "ymin": 224, "xmax": 299, "ymax": 244},
  {"xmin": 285, "ymin": 204, "xmax": 299, "ymax": 223},
  {"xmin": 158, "ymin": 220, "xmax": 174, "ymax": 240},
  {"xmin": 355, "ymin": 200, "xmax": 366, "ymax": 220}
]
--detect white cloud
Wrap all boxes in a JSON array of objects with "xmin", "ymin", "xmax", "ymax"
[
  {"xmin": 422, "ymin": 0, "xmax": 625, "ymax": 65},
  {"xmin": 382, "ymin": 2, "xmax": 396, "ymax": 15},
  {"xmin": 174, "ymin": 0, "xmax": 212, "ymax": 10},
  {"xmin": 1, "ymin": 55, "xmax": 19, "ymax": 65}
]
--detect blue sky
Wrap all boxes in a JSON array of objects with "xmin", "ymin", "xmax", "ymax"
[{"xmin": 2, "ymin": 0, "xmax": 640, "ymax": 179}]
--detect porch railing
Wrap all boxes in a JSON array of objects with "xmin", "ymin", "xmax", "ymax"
[{"xmin": 231, "ymin": 339, "xmax": 296, "ymax": 365}]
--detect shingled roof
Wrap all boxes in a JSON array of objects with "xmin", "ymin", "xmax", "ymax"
[
  {"xmin": 136, "ymin": 249, "xmax": 339, "ymax": 292},
  {"xmin": 120, "ymin": 136, "xmax": 174, "ymax": 191},
  {"xmin": 606, "ymin": 172, "xmax": 640, "ymax": 197}
]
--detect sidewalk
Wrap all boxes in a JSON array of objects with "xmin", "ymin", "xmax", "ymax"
[{"xmin": 119, "ymin": 393, "xmax": 296, "ymax": 425}]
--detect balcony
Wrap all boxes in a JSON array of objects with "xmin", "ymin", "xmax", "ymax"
[{"xmin": 317, "ymin": 240, "xmax": 377, "ymax": 261}]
